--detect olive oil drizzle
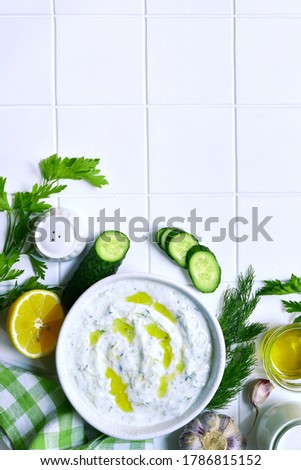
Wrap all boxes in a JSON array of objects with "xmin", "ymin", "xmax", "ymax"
[
  {"xmin": 126, "ymin": 291, "xmax": 177, "ymax": 323},
  {"xmin": 112, "ymin": 317, "xmax": 135, "ymax": 343},
  {"xmin": 105, "ymin": 367, "xmax": 133, "ymax": 412},
  {"xmin": 89, "ymin": 329, "xmax": 104, "ymax": 346},
  {"xmin": 145, "ymin": 323, "xmax": 173, "ymax": 369}
]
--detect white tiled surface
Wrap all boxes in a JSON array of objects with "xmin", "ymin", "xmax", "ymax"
[
  {"xmin": 1, "ymin": 0, "xmax": 301, "ymax": 451},
  {"xmin": 146, "ymin": 0, "xmax": 232, "ymax": 15},
  {"xmin": 236, "ymin": 0, "xmax": 301, "ymax": 15},
  {"xmin": 236, "ymin": 18, "xmax": 301, "ymax": 104},
  {"xmin": 57, "ymin": 107, "xmax": 146, "ymax": 194},
  {"xmin": 148, "ymin": 107, "xmax": 234, "ymax": 193},
  {"xmin": 56, "ymin": 17, "xmax": 144, "ymax": 105},
  {"xmin": 0, "ymin": 0, "xmax": 51, "ymax": 14},
  {"xmin": 55, "ymin": 0, "xmax": 144, "ymax": 15},
  {"xmin": 237, "ymin": 108, "xmax": 301, "ymax": 193},
  {"xmin": 238, "ymin": 196, "xmax": 301, "ymax": 280},
  {"xmin": 147, "ymin": 18, "xmax": 233, "ymax": 104},
  {"xmin": 0, "ymin": 108, "xmax": 55, "ymax": 192},
  {"xmin": 0, "ymin": 17, "xmax": 52, "ymax": 104}
]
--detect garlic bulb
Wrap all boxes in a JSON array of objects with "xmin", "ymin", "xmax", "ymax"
[{"xmin": 179, "ymin": 412, "xmax": 247, "ymax": 450}]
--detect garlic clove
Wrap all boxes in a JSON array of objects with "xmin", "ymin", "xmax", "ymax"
[
  {"xmin": 179, "ymin": 431, "xmax": 203, "ymax": 450},
  {"xmin": 222, "ymin": 417, "xmax": 247, "ymax": 450},
  {"xmin": 179, "ymin": 412, "xmax": 246, "ymax": 451},
  {"xmin": 250, "ymin": 379, "xmax": 274, "ymax": 408},
  {"xmin": 218, "ymin": 414, "xmax": 232, "ymax": 434},
  {"xmin": 248, "ymin": 379, "xmax": 274, "ymax": 434},
  {"xmin": 222, "ymin": 417, "xmax": 240, "ymax": 438},
  {"xmin": 184, "ymin": 416, "xmax": 207, "ymax": 435},
  {"xmin": 227, "ymin": 434, "xmax": 247, "ymax": 450},
  {"xmin": 206, "ymin": 412, "xmax": 221, "ymax": 432}
]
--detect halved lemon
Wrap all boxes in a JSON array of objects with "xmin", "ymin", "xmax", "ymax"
[{"xmin": 6, "ymin": 289, "xmax": 65, "ymax": 359}]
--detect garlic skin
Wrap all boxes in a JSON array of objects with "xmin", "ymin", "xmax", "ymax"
[
  {"xmin": 250, "ymin": 379, "xmax": 274, "ymax": 408},
  {"xmin": 179, "ymin": 412, "xmax": 247, "ymax": 451}
]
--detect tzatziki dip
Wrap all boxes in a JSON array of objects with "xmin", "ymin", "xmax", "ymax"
[{"xmin": 66, "ymin": 279, "xmax": 212, "ymax": 425}]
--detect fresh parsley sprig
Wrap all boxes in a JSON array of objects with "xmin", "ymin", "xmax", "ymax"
[
  {"xmin": 0, "ymin": 154, "xmax": 108, "ymax": 307},
  {"xmin": 0, "ymin": 276, "xmax": 60, "ymax": 310},
  {"xmin": 0, "ymin": 177, "xmax": 10, "ymax": 212},
  {"xmin": 258, "ymin": 273, "xmax": 301, "ymax": 322},
  {"xmin": 257, "ymin": 274, "xmax": 301, "ymax": 296},
  {"xmin": 281, "ymin": 299, "xmax": 301, "ymax": 313},
  {"xmin": 40, "ymin": 155, "xmax": 108, "ymax": 188},
  {"xmin": 207, "ymin": 266, "xmax": 267, "ymax": 411},
  {"xmin": 0, "ymin": 252, "xmax": 24, "ymax": 282}
]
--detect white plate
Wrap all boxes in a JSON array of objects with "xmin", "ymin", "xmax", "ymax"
[{"xmin": 56, "ymin": 273, "xmax": 225, "ymax": 440}]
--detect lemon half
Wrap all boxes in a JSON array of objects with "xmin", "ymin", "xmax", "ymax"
[{"xmin": 6, "ymin": 289, "xmax": 64, "ymax": 359}]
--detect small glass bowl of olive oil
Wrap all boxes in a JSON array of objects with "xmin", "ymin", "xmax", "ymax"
[{"xmin": 261, "ymin": 323, "xmax": 301, "ymax": 391}]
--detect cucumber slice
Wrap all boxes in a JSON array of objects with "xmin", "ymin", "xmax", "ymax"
[
  {"xmin": 187, "ymin": 245, "xmax": 221, "ymax": 293},
  {"xmin": 155, "ymin": 227, "xmax": 167, "ymax": 246},
  {"xmin": 166, "ymin": 231, "xmax": 199, "ymax": 268},
  {"xmin": 95, "ymin": 231, "xmax": 130, "ymax": 263},
  {"xmin": 159, "ymin": 227, "xmax": 183, "ymax": 251},
  {"xmin": 62, "ymin": 230, "xmax": 130, "ymax": 310}
]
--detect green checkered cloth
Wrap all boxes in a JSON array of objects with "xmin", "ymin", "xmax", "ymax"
[{"xmin": 0, "ymin": 361, "xmax": 153, "ymax": 450}]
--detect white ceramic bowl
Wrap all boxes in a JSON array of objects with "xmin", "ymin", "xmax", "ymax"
[{"xmin": 56, "ymin": 273, "xmax": 225, "ymax": 440}]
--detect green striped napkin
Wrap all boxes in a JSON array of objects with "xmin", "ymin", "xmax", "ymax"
[{"xmin": 0, "ymin": 361, "xmax": 153, "ymax": 450}]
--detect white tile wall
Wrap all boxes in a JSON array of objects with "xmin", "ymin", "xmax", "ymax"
[
  {"xmin": 148, "ymin": 107, "xmax": 234, "ymax": 193},
  {"xmin": 238, "ymin": 196, "xmax": 301, "ymax": 280},
  {"xmin": 146, "ymin": 0, "xmax": 232, "ymax": 15},
  {"xmin": 147, "ymin": 18, "xmax": 233, "ymax": 104},
  {"xmin": 55, "ymin": 0, "xmax": 144, "ymax": 15},
  {"xmin": 0, "ymin": 0, "xmax": 51, "ymax": 14},
  {"xmin": 237, "ymin": 108, "xmax": 301, "ymax": 193},
  {"xmin": 236, "ymin": 0, "xmax": 301, "ymax": 15},
  {"xmin": 56, "ymin": 17, "xmax": 144, "ymax": 104},
  {"xmin": 0, "ymin": 17, "xmax": 52, "ymax": 104},
  {"xmin": 1, "ymin": 0, "xmax": 301, "ymax": 451},
  {"xmin": 57, "ymin": 106, "xmax": 146, "ymax": 194},
  {"xmin": 0, "ymin": 108, "xmax": 54, "ymax": 192},
  {"xmin": 236, "ymin": 18, "xmax": 301, "ymax": 104}
]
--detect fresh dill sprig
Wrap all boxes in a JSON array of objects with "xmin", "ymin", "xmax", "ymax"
[
  {"xmin": 207, "ymin": 343, "xmax": 256, "ymax": 411},
  {"xmin": 207, "ymin": 266, "xmax": 267, "ymax": 411}
]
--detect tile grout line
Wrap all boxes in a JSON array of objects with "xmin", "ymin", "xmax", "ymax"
[
  {"xmin": 232, "ymin": 0, "xmax": 241, "ymax": 428},
  {"xmin": 3, "ymin": 103, "xmax": 301, "ymax": 108},
  {"xmin": 50, "ymin": 0, "xmax": 58, "ymax": 154},
  {"xmin": 50, "ymin": 0, "xmax": 62, "ymax": 286},
  {"xmin": 3, "ymin": 13, "xmax": 301, "ymax": 18},
  {"xmin": 7, "ymin": 191, "xmax": 301, "ymax": 198},
  {"xmin": 232, "ymin": 3, "xmax": 239, "ymax": 280},
  {"xmin": 143, "ymin": 0, "xmax": 151, "ymax": 275}
]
